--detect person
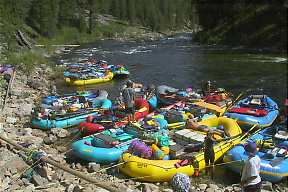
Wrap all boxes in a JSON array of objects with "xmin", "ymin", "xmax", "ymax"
[
  {"xmin": 122, "ymin": 80, "xmax": 136, "ymax": 124},
  {"xmin": 185, "ymin": 119, "xmax": 227, "ymax": 137},
  {"xmin": 171, "ymin": 173, "xmax": 191, "ymax": 192},
  {"xmin": 50, "ymin": 82, "xmax": 58, "ymax": 96},
  {"xmin": 202, "ymin": 81, "xmax": 211, "ymax": 96},
  {"xmin": 204, "ymin": 129, "xmax": 216, "ymax": 178},
  {"xmin": 240, "ymin": 142, "xmax": 261, "ymax": 192}
]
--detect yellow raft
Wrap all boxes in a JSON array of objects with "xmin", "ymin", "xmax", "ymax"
[
  {"xmin": 65, "ymin": 72, "xmax": 114, "ymax": 86},
  {"xmin": 118, "ymin": 117, "xmax": 245, "ymax": 182}
]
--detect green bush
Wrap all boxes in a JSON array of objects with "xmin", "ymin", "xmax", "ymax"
[{"xmin": 6, "ymin": 51, "xmax": 49, "ymax": 74}]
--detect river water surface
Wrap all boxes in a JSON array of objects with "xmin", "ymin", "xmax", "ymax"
[
  {"xmin": 54, "ymin": 33, "xmax": 287, "ymax": 107},
  {"xmin": 52, "ymin": 33, "xmax": 287, "ymax": 185}
]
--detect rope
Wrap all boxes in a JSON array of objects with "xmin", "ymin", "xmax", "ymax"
[{"xmin": 0, "ymin": 127, "xmax": 84, "ymax": 187}]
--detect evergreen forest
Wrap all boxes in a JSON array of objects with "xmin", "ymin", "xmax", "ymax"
[{"xmin": 0, "ymin": 0, "xmax": 286, "ymax": 72}]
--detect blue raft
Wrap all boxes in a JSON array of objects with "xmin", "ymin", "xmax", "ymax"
[
  {"xmin": 30, "ymin": 99, "xmax": 112, "ymax": 129},
  {"xmin": 71, "ymin": 129, "xmax": 136, "ymax": 164},
  {"xmin": 224, "ymin": 95, "xmax": 279, "ymax": 130},
  {"xmin": 72, "ymin": 117, "xmax": 169, "ymax": 163},
  {"xmin": 223, "ymin": 127, "xmax": 288, "ymax": 182}
]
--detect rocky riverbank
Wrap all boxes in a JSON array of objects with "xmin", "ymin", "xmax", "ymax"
[{"xmin": 0, "ymin": 67, "xmax": 287, "ymax": 192}]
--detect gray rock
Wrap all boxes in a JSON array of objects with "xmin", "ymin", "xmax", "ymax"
[
  {"xmin": 9, "ymin": 167, "xmax": 18, "ymax": 175},
  {"xmin": 70, "ymin": 163, "xmax": 76, "ymax": 170},
  {"xmin": 261, "ymin": 181, "xmax": 273, "ymax": 191},
  {"xmin": 44, "ymin": 135, "xmax": 57, "ymax": 144},
  {"xmin": 36, "ymin": 167, "xmax": 50, "ymax": 178},
  {"xmin": 20, "ymin": 103, "xmax": 34, "ymax": 114},
  {"xmin": 3, "ymin": 156, "xmax": 29, "ymax": 173},
  {"xmin": 4, "ymin": 170, "xmax": 12, "ymax": 177},
  {"xmin": 23, "ymin": 128, "xmax": 33, "ymax": 136},
  {"xmin": 94, "ymin": 187, "xmax": 110, "ymax": 192},
  {"xmin": 9, "ymin": 183, "xmax": 21, "ymax": 191},
  {"xmin": 88, "ymin": 162, "xmax": 101, "ymax": 173},
  {"xmin": 209, "ymin": 184, "xmax": 219, "ymax": 190},
  {"xmin": 73, "ymin": 185, "xmax": 84, "ymax": 192},
  {"xmin": 32, "ymin": 174, "xmax": 48, "ymax": 187},
  {"xmin": 206, "ymin": 188, "xmax": 215, "ymax": 192},
  {"xmin": 75, "ymin": 163, "xmax": 82, "ymax": 170},
  {"xmin": 58, "ymin": 128, "xmax": 69, "ymax": 138},
  {"xmin": 21, "ymin": 178, "xmax": 31, "ymax": 186},
  {"xmin": 199, "ymin": 184, "xmax": 207, "ymax": 190},
  {"xmin": 25, "ymin": 184, "xmax": 36, "ymax": 191},
  {"xmin": 138, "ymin": 183, "xmax": 159, "ymax": 192},
  {"xmin": 233, "ymin": 186, "xmax": 242, "ymax": 192},
  {"xmin": 61, "ymin": 172, "xmax": 75, "ymax": 185},
  {"xmin": 6, "ymin": 117, "xmax": 18, "ymax": 124},
  {"xmin": 10, "ymin": 89, "xmax": 22, "ymax": 96},
  {"xmin": 32, "ymin": 129, "xmax": 44, "ymax": 137},
  {"xmin": 50, "ymin": 128, "xmax": 69, "ymax": 138},
  {"xmin": 162, "ymin": 189, "xmax": 173, "ymax": 192},
  {"xmin": 27, "ymin": 79, "xmax": 42, "ymax": 89},
  {"xmin": 224, "ymin": 186, "xmax": 233, "ymax": 192}
]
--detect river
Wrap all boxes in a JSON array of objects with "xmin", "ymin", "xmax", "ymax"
[
  {"xmin": 52, "ymin": 33, "xmax": 287, "ymax": 185},
  {"xmin": 54, "ymin": 33, "xmax": 287, "ymax": 108}
]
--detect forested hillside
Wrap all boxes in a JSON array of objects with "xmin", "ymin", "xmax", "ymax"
[
  {"xmin": 1, "ymin": 0, "xmax": 197, "ymax": 40},
  {"xmin": 194, "ymin": 0, "xmax": 287, "ymax": 49},
  {"xmin": 0, "ymin": 0, "xmax": 286, "ymax": 73}
]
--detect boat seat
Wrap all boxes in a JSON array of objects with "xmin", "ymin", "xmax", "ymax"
[
  {"xmin": 169, "ymin": 143, "xmax": 185, "ymax": 157},
  {"xmin": 78, "ymin": 96, "xmax": 86, "ymax": 103},
  {"xmin": 250, "ymin": 98, "xmax": 261, "ymax": 105},
  {"xmin": 175, "ymin": 129, "xmax": 205, "ymax": 144},
  {"xmin": 134, "ymin": 88, "xmax": 141, "ymax": 92},
  {"xmin": 92, "ymin": 134, "xmax": 119, "ymax": 148},
  {"xmin": 274, "ymin": 130, "xmax": 288, "ymax": 140}
]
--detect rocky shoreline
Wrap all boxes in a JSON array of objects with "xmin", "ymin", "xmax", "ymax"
[{"xmin": 0, "ymin": 66, "xmax": 287, "ymax": 192}]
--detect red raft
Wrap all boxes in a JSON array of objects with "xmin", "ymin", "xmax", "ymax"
[{"xmin": 78, "ymin": 98, "xmax": 150, "ymax": 135}]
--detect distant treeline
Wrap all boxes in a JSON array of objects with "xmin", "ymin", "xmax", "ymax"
[
  {"xmin": 194, "ymin": 0, "xmax": 286, "ymax": 48},
  {"xmin": 0, "ymin": 0, "xmax": 198, "ymax": 39},
  {"xmin": 1, "ymin": 0, "xmax": 286, "ymax": 48}
]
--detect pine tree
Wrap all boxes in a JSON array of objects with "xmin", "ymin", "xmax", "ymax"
[
  {"xmin": 126, "ymin": 0, "xmax": 136, "ymax": 24},
  {"xmin": 58, "ymin": 0, "xmax": 77, "ymax": 28}
]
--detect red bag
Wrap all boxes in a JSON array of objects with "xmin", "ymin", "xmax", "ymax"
[{"xmin": 204, "ymin": 95, "xmax": 221, "ymax": 103}]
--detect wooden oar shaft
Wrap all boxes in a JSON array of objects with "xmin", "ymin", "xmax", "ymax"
[{"xmin": 0, "ymin": 135, "xmax": 121, "ymax": 192}]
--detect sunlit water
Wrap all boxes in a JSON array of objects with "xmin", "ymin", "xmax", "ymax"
[{"xmin": 52, "ymin": 33, "xmax": 287, "ymax": 185}]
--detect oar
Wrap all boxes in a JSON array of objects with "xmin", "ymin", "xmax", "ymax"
[
  {"xmin": 166, "ymin": 122, "xmax": 185, "ymax": 130},
  {"xmin": 270, "ymin": 153, "xmax": 288, "ymax": 167},
  {"xmin": 269, "ymin": 106, "xmax": 281, "ymax": 111},
  {"xmin": 221, "ymin": 92, "xmax": 243, "ymax": 115},
  {"xmin": 129, "ymin": 122, "xmax": 144, "ymax": 130},
  {"xmin": 237, "ymin": 122, "xmax": 260, "ymax": 144}
]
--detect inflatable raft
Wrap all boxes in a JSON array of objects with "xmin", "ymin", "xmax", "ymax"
[
  {"xmin": 223, "ymin": 126, "xmax": 288, "ymax": 182},
  {"xmin": 118, "ymin": 117, "xmax": 244, "ymax": 182},
  {"xmin": 156, "ymin": 85, "xmax": 203, "ymax": 105},
  {"xmin": 110, "ymin": 65, "xmax": 130, "ymax": 77},
  {"xmin": 65, "ymin": 72, "xmax": 114, "ymax": 86},
  {"xmin": 224, "ymin": 95, "xmax": 279, "ymax": 130},
  {"xmin": 78, "ymin": 98, "xmax": 150, "ymax": 135},
  {"xmin": 30, "ymin": 99, "xmax": 112, "ymax": 130},
  {"xmin": 72, "ymin": 117, "xmax": 169, "ymax": 163}
]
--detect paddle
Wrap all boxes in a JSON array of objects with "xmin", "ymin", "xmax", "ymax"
[
  {"xmin": 166, "ymin": 122, "xmax": 185, "ymax": 130},
  {"xmin": 222, "ymin": 92, "xmax": 243, "ymax": 115},
  {"xmin": 269, "ymin": 106, "xmax": 281, "ymax": 111},
  {"xmin": 270, "ymin": 151, "xmax": 288, "ymax": 167}
]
